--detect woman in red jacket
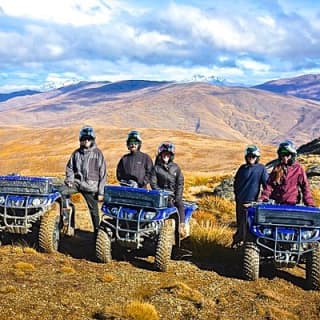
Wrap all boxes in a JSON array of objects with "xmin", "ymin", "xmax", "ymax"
[{"xmin": 260, "ymin": 140, "xmax": 314, "ymax": 206}]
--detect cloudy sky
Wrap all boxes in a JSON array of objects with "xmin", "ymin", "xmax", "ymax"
[{"xmin": 0, "ymin": 0, "xmax": 320, "ymax": 92}]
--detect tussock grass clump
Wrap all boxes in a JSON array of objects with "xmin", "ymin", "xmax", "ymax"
[
  {"xmin": 186, "ymin": 173, "xmax": 232, "ymax": 188},
  {"xmin": 162, "ymin": 281, "xmax": 204, "ymax": 306},
  {"xmin": 125, "ymin": 300, "xmax": 159, "ymax": 320},
  {"xmin": 0, "ymin": 285, "xmax": 17, "ymax": 294},
  {"xmin": 60, "ymin": 266, "xmax": 76, "ymax": 274},
  {"xmin": 193, "ymin": 210, "xmax": 218, "ymax": 225},
  {"xmin": 190, "ymin": 222, "xmax": 233, "ymax": 261},
  {"xmin": 197, "ymin": 195, "xmax": 234, "ymax": 224},
  {"xmin": 23, "ymin": 247, "xmax": 38, "ymax": 255},
  {"xmin": 311, "ymin": 188, "xmax": 320, "ymax": 207},
  {"xmin": 14, "ymin": 262, "xmax": 35, "ymax": 272},
  {"xmin": 99, "ymin": 273, "xmax": 114, "ymax": 283}
]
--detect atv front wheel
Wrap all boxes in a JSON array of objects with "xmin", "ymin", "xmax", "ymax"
[
  {"xmin": 243, "ymin": 241, "xmax": 260, "ymax": 280},
  {"xmin": 39, "ymin": 202, "xmax": 61, "ymax": 253},
  {"xmin": 306, "ymin": 246, "xmax": 320, "ymax": 290},
  {"xmin": 154, "ymin": 219, "xmax": 175, "ymax": 272},
  {"xmin": 96, "ymin": 229, "xmax": 112, "ymax": 263}
]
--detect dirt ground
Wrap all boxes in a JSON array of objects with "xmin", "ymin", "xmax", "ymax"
[{"xmin": 0, "ymin": 205, "xmax": 320, "ymax": 320}]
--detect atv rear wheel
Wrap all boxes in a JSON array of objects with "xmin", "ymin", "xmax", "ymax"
[
  {"xmin": 306, "ymin": 246, "xmax": 320, "ymax": 290},
  {"xmin": 243, "ymin": 241, "xmax": 260, "ymax": 280},
  {"xmin": 96, "ymin": 229, "xmax": 112, "ymax": 263},
  {"xmin": 39, "ymin": 202, "xmax": 61, "ymax": 253},
  {"xmin": 155, "ymin": 219, "xmax": 175, "ymax": 272}
]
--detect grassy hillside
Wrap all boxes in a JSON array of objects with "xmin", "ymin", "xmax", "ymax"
[{"xmin": 0, "ymin": 127, "xmax": 320, "ymax": 320}]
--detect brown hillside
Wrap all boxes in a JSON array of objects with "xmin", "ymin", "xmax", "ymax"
[
  {"xmin": 1, "ymin": 82, "xmax": 320, "ymax": 145},
  {"xmin": 0, "ymin": 126, "xmax": 275, "ymax": 177}
]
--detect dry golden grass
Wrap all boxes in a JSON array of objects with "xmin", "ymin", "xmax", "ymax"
[
  {"xmin": 162, "ymin": 281, "xmax": 204, "ymax": 306},
  {"xmin": 60, "ymin": 266, "xmax": 76, "ymax": 274},
  {"xmin": 98, "ymin": 273, "xmax": 115, "ymax": 283},
  {"xmin": 197, "ymin": 195, "xmax": 235, "ymax": 224},
  {"xmin": 125, "ymin": 301, "xmax": 159, "ymax": 320},
  {"xmin": 14, "ymin": 262, "xmax": 35, "ymax": 272},
  {"xmin": 190, "ymin": 222, "xmax": 234, "ymax": 261}
]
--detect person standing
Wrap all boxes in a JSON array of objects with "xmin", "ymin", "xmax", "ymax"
[
  {"xmin": 232, "ymin": 145, "xmax": 268, "ymax": 247},
  {"xmin": 259, "ymin": 140, "xmax": 314, "ymax": 206},
  {"xmin": 116, "ymin": 130, "xmax": 153, "ymax": 188},
  {"xmin": 150, "ymin": 142, "xmax": 187, "ymax": 237},
  {"xmin": 62, "ymin": 125, "xmax": 107, "ymax": 235}
]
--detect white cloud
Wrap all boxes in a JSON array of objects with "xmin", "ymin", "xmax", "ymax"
[
  {"xmin": 236, "ymin": 58, "xmax": 270, "ymax": 72},
  {"xmin": 0, "ymin": 0, "xmax": 120, "ymax": 26}
]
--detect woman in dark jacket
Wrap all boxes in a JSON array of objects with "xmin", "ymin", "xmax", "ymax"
[
  {"xmin": 150, "ymin": 142, "xmax": 186, "ymax": 237},
  {"xmin": 260, "ymin": 140, "xmax": 314, "ymax": 206}
]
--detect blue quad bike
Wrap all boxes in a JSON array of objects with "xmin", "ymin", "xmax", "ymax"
[
  {"xmin": 0, "ymin": 174, "xmax": 75, "ymax": 252},
  {"xmin": 243, "ymin": 202, "xmax": 320, "ymax": 289},
  {"xmin": 95, "ymin": 185, "xmax": 198, "ymax": 271}
]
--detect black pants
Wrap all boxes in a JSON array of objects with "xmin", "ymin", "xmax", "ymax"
[
  {"xmin": 168, "ymin": 197, "xmax": 185, "ymax": 223},
  {"xmin": 57, "ymin": 185, "xmax": 100, "ymax": 233},
  {"xmin": 233, "ymin": 202, "xmax": 248, "ymax": 243}
]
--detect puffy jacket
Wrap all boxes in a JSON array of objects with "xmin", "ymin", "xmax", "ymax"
[
  {"xmin": 260, "ymin": 161, "xmax": 314, "ymax": 206},
  {"xmin": 116, "ymin": 151, "xmax": 153, "ymax": 188},
  {"xmin": 65, "ymin": 143, "xmax": 107, "ymax": 195},
  {"xmin": 150, "ymin": 161, "xmax": 184, "ymax": 200},
  {"xmin": 234, "ymin": 163, "xmax": 268, "ymax": 203}
]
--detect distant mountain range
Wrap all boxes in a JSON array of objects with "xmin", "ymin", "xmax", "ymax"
[
  {"xmin": 1, "ymin": 74, "xmax": 320, "ymax": 145},
  {"xmin": 0, "ymin": 89, "xmax": 40, "ymax": 103},
  {"xmin": 253, "ymin": 74, "xmax": 320, "ymax": 101}
]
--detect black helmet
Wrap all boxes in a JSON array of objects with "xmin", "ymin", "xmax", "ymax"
[
  {"xmin": 244, "ymin": 145, "xmax": 261, "ymax": 158},
  {"xmin": 158, "ymin": 142, "xmax": 175, "ymax": 161},
  {"xmin": 277, "ymin": 140, "xmax": 297, "ymax": 157},
  {"xmin": 126, "ymin": 130, "xmax": 142, "ymax": 149},
  {"xmin": 79, "ymin": 126, "xmax": 96, "ymax": 140}
]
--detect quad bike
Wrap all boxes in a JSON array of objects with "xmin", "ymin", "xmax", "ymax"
[
  {"xmin": 242, "ymin": 202, "xmax": 320, "ymax": 289},
  {"xmin": 95, "ymin": 185, "xmax": 197, "ymax": 271},
  {"xmin": 0, "ymin": 174, "xmax": 75, "ymax": 253}
]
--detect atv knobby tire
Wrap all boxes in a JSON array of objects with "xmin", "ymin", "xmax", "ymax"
[
  {"xmin": 306, "ymin": 246, "xmax": 320, "ymax": 290},
  {"xmin": 96, "ymin": 229, "xmax": 112, "ymax": 263},
  {"xmin": 39, "ymin": 202, "xmax": 61, "ymax": 253},
  {"xmin": 243, "ymin": 241, "xmax": 260, "ymax": 280},
  {"xmin": 155, "ymin": 219, "xmax": 175, "ymax": 272}
]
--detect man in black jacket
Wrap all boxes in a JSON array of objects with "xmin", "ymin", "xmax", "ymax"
[
  {"xmin": 61, "ymin": 125, "xmax": 107, "ymax": 235},
  {"xmin": 116, "ymin": 130, "xmax": 153, "ymax": 188},
  {"xmin": 150, "ymin": 142, "xmax": 187, "ymax": 237}
]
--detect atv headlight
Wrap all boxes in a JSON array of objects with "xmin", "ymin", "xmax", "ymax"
[
  {"xmin": 0, "ymin": 196, "xmax": 5, "ymax": 204},
  {"xmin": 32, "ymin": 198, "xmax": 41, "ymax": 206},
  {"xmin": 144, "ymin": 211, "xmax": 157, "ymax": 220},
  {"xmin": 301, "ymin": 230, "xmax": 315, "ymax": 240},
  {"xmin": 262, "ymin": 228, "xmax": 273, "ymax": 236}
]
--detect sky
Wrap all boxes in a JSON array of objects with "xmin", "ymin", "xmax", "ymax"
[{"xmin": 1, "ymin": 0, "xmax": 320, "ymax": 92}]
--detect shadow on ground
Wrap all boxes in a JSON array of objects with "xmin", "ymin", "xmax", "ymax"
[{"xmin": 59, "ymin": 229, "xmax": 96, "ymax": 261}]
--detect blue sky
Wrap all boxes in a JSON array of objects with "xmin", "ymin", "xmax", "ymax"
[{"xmin": 0, "ymin": 0, "xmax": 320, "ymax": 92}]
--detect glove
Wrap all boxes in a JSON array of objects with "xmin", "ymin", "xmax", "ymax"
[{"xmin": 97, "ymin": 195, "xmax": 104, "ymax": 202}]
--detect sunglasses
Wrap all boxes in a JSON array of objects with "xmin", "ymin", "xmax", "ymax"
[
  {"xmin": 279, "ymin": 152, "xmax": 291, "ymax": 157},
  {"xmin": 80, "ymin": 136, "xmax": 93, "ymax": 142},
  {"xmin": 247, "ymin": 154, "xmax": 257, "ymax": 158}
]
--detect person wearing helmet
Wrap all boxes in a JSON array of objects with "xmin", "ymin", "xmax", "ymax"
[
  {"xmin": 260, "ymin": 140, "xmax": 314, "ymax": 206},
  {"xmin": 150, "ymin": 142, "xmax": 187, "ymax": 238},
  {"xmin": 232, "ymin": 144, "xmax": 268, "ymax": 248},
  {"xmin": 62, "ymin": 125, "xmax": 107, "ymax": 236},
  {"xmin": 116, "ymin": 130, "xmax": 153, "ymax": 188}
]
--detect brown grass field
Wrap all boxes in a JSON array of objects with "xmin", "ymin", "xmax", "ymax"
[{"xmin": 0, "ymin": 126, "xmax": 320, "ymax": 320}]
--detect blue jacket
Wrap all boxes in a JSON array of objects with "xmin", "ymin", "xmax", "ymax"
[{"xmin": 234, "ymin": 163, "xmax": 268, "ymax": 203}]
